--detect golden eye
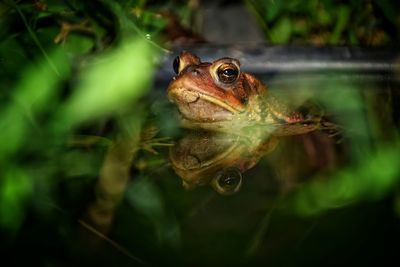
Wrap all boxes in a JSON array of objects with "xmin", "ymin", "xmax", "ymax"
[
  {"xmin": 217, "ymin": 63, "xmax": 239, "ymax": 84},
  {"xmin": 173, "ymin": 56, "xmax": 180, "ymax": 74}
]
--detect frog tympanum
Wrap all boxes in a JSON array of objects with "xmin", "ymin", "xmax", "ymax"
[{"xmin": 167, "ymin": 52, "xmax": 337, "ymax": 194}]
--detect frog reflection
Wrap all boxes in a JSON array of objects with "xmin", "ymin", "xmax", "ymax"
[
  {"xmin": 170, "ymin": 130, "xmax": 279, "ymax": 195},
  {"xmin": 170, "ymin": 129, "xmax": 340, "ymax": 195}
]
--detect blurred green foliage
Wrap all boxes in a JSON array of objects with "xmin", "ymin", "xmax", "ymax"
[
  {"xmin": 0, "ymin": 166, "xmax": 33, "ymax": 232},
  {"xmin": 58, "ymin": 37, "xmax": 154, "ymax": 127},
  {"xmin": 126, "ymin": 177, "xmax": 181, "ymax": 247},
  {"xmin": 268, "ymin": 76, "xmax": 400, "ymax": 216},
  {"xmin": 290, "ymin": 137, "xmax": 400, "ymax": 216},
  {"xmin": 0, "ymin": 0, "xmax": 162, "ymax": 234},
  {"xmin": 246, "ymin": 0, "xmax": 400, "ymax": 45},
  {"xmin": 0, "ymin": 0, "xmax": 399, "ymax": 265}
]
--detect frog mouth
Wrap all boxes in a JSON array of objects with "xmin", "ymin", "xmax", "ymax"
[{"xmin": 168, "ymin": 87, "xmax": 240, "ymax": 122}]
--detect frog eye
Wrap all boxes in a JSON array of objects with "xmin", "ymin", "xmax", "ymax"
[
  {"xmin": 173, "ymin": 56, "xmax": 180, "ymax": 74},
  {"xmin": 212, "ymin": 167, "xmax": 242, "ymax": 195},
  {"xmin": 217, "ymin": 63, "xmax": 240, "ymax": 84}
]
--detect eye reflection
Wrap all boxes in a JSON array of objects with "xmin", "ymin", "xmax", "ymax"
[{"xmin": 212, "ymin": 167, "xmax": 242, "ymax": 195}]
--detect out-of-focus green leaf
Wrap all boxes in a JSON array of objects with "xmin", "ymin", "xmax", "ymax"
[
  {"xmin": 286, "ymin": 0, "xmax": 305, "ymax": 12},
  {"xmin": 140, "ymin": 10, "xmax": 168, "ymax": 33},
  {"xmin": 300, "ymin": 80, "xmax": 373, "ymax": 159},
  {"xmin": 329, "ymin": 5, "xmax": 350, "ymax": 44},
  {"xmin": 349, "ymin": 31, "xmax": 359, "ymax": 45},
  {"xmin": 284, "ymin": 77, "xmax": 377, "ymax": 160},
  {"xmin": 4, "ymin": 0, "xmax": 61, "ymax": 76},
  {"xmin": 292, "ymin": 19, "xmax": 308, "ymax": 35},
  {"xmin": 58, "ymin": 37, "xmax": 155, "ymax": 128},
  {"xmin": 291, "ymin": 141, "xmax": 400, "ymax": 216},
  {"xmin": 0, "ymin": 38, "xmax": 27, "ymax": 80},
  {"xmin": 127, "ymin": 179, "xmax": 164, "ymax": 220},
  {"xmin": 394, "ymin": 191, "xmax": 400, "ymax": 218},
  {"xmin": 0, "ymin": 48, "xmax": 70, "ymax": 161},
  {"xmin": 264, "ymin": 0, "xmax": 283, "ymax": 22},
  {"xmin": 316, "ymin": 5, "xmax": 332, "ymax": 26},
  {"xmin": 61, "ymin": 34, "xmax": 95, "ymax": 54},
  {"xmin": 270, "ymin": 16, "xmax": 292, "ymax": 43},
  {"xmin": 374, "ymin": 0, "xmax": 399, "ymax": 25},
  {"xmin": 247, "ymin": 0, "xmax": 398, "ymax": 45},
  {"xmin": 126, "ymin": 178, "xmax": 181, "ymax": 247},
  {"xmin": 0, "ymin": 167, "xmax": 33, "ymax": 232}
]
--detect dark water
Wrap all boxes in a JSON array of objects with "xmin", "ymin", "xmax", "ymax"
[{"xmin": 5, "ymin": 72, "xmax": 400, "ymax": 266}]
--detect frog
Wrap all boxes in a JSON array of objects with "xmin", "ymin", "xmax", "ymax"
[
  {"xmin": 167, "ymin": 52, "xmax": 339, "ymax": 194},
  {"xmin": 167, "ymin": 51, "xmax": 335, "ymax": 137}
]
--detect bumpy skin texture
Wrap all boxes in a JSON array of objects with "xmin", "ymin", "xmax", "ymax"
[{"xmin": 167, "ymin": 52, "xmax": 307, "ymax": 134}]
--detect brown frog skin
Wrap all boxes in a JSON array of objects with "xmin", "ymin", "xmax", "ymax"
[{"xmin": 167, "ymin": 52, "xmax": 327, "ymax": 136}]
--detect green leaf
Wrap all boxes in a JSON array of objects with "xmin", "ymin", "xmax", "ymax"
[
  {"xmin": 0, "ymin": 48, "xmax": 70, "ymax": 161},
  {"xmin": 126, "ymin": 177, "xmax": 181, "ymax": 247},
  {"xmin": 265, "ymin": 0, "xmax": 283, "ymax": 22},
  {"xmin": 329, "ymin": 5, "xmax": 350, "ymax": 44},
  {"xmin": 291, "ymin": 141, "xmax": 400, "ymax": 216},
  {"xmin": 316, "ymin": 5, "xmax": 332, "ymax": 26},
  {"xmin": 374, "ymin": 0, "xmax": 399, "ymax": 25},
  {"xmin": 270, "ymin": 16, "xmax": 292, "ymax": 43},
  {"xmin": 0, "ymin": 167, "xmax": 33, "ymax": 232},
  {"xmin": 58, "ymin": 37, "xmax": 155, "ymax": 127}
]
